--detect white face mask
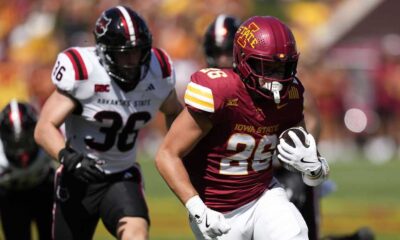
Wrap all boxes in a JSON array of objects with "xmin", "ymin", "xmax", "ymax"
[{"xmin": 259, "ymin": 79, "xmax": 283, "ymax": 104}]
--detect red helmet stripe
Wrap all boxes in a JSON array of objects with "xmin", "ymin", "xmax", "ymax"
[
  {"xmin": 153, "ymin": 48, "xmax": 172, "ymax": 78},
  {"xmin": 117, "ymin": 10, "xmax": 129, "ymax": 40},
  {"xmin": 116, "ymin": 6, "xmax": 136, "ymax": 44},
  {"xmin": 64, "ymin": 48, "xmax": 88, "ymax": 80}
]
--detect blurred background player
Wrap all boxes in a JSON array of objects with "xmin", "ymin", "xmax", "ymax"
[
  {"xmin": 156, "ymin": 15, "xmax": 329, "ymax": 240},
  {"xmin": 201, "ymin": 14, "xmax": 374, "ymax": 240},
  {"xmin": 34, "ymin": 5, "xmax": 182, "ymax": 240},
  {"xmin": 0, "ymin": 100, "xmax": 54, "ymax": 240},
  {"xmin": 203, "ymin": 14, "xmax": 241, "ymax": 69}
]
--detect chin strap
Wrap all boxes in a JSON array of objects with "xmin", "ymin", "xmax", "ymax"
[{"xmin": 261, "ymin": 80, "xmax": 283, "ymax": 104}]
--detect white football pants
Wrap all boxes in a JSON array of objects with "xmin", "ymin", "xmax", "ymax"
[{"xmin": 189, "ymin": 187, "xmax": 308, "ymax": 240}]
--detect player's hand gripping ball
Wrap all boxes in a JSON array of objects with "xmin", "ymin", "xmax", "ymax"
[
  {"xmin": 277, "ymin": 127, "xmax": 319, "ymax": 173},
  {"xmin": 279, "ymin": 127, "xmax": 308, "ymax": 148},
  {"xmin": 277, "ymin": 127, "xmax": 306, "ymax": 172}
]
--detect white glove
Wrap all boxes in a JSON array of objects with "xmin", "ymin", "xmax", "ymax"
[
  {"xmin": 277, "ymin": 131, "xmax": 321, "ymax": 175},
  {"xmin": 185, "ymin": 195, "xmax": 231, "ymax": 240}
]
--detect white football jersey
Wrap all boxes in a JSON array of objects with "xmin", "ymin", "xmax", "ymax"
[{"xmin": 51, "ymin": 47, "xmax": 175, "ymax": 173}]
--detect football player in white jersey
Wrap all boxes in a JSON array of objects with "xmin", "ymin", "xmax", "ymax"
[
  {"xmin": 0, "ymin": 100, "xmax": 54, "ymax": 240},
  {"xmin": 34, "ymin": 5, "xmax": 182, "ymax": 240}
]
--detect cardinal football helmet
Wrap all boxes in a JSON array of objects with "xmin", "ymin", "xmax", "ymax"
[
  {"xmin": 0, "ymin": 100, "xmax": 39, "ymax": 168},
  {"xmin": 203, "ymin": 15, "xmax": 240, "ymax": 68},
  {"xmin": 94, "ymin": 6, "xmax": 152, "ymax": 90},
  {"xmin": 233, "ymin": 16, "xmax": 299, "ymax": 103}
]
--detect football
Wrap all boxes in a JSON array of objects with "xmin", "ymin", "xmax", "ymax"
[
  {"xmin": 278, "ymin": 127, "xmax": 308, "ymax": 148},
  {"xmin": 277, "ymin": 127, "xmax": 309, "ymax": 172}
]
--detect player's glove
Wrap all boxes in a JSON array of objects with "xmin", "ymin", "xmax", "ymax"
[
  {"xmin": 186, "ymin": 195, "xmax": 231, "ymax": 240},
  {"xmin": 58, "ymin": 147, "xmax": 105, "ymax": 183},
  {"xmin": 277, "ymin": 131, "xmax": 322, "ymax": 175}
]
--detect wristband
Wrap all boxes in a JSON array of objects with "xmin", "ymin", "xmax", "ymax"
[{"xmin": 185, "ymin": 195, "xmax": 206, "ymax": 223}]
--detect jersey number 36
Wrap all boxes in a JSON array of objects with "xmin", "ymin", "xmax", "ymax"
[{"xmin": 85, "ymin": 111, "xmax": 151, "ymax": 152}]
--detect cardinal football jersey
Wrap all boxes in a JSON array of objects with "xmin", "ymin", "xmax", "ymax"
[
  {"xmin": 184, "ymin": 68, "xmax": 304, "ymax": 212},
  {"xmin": 51, "ymin": 47, "xmax": 175, "ymax": 174}
]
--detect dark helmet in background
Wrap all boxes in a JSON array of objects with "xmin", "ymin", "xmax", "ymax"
[
  {"xmin": 94, "ymin": 5, "xmax": 152, "ymax": 91},
  {"xmin": 0, "ymin": 100, "xmax": 39, "ymax": 168},
  {"xmin": 203, "ymin": 15, "xmax": 240, "ymax": 68},
  {"xmin": 233, "ymin": 16, "xmax": 299, "ymax": 103}
]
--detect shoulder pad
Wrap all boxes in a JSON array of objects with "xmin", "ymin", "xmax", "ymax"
[{"xmin": 51, "ymin": 47, "xmax": 98, "ymax": 100}]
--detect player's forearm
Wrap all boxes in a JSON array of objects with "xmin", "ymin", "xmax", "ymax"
[
  {"xmin": 160, "ymin": 91, "xmax": 183, "ymax": 130},
  {"xmin": 155, "ymin": 148, "xmax": 198, "ymax": 204},
  {"xmin": 34, "ymin": 122, "xmax": 65, "ymax": 161}
]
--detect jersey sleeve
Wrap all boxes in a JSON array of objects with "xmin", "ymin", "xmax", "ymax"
[
  {"xmin": 153, "ymin": 48, "xmax": 175, "ymax": 92},
  {"xmin": 51, "ymin": 47, "xmax": 94, "ymax": 100},
  {"xmin": 184, "ymin": 70, "xmax": 226, "ymax": 120}
]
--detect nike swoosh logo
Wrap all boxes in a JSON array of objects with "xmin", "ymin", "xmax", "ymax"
[
  {"xmin": 276, "ymin": 103, "xmax": 288, "ymax": 110},
  {"xmin": 300, "ymin": 158, "xmax": 315, "ymax": 164},
  {"xmin": 205, "ymin": 215, "xmax": 210, "ymax": 228}
]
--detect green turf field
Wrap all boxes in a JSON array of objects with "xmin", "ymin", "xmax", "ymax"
[
  {"xmin": 320, "ymin": 157, "xmax": 400, "ymax": 240},
  {"xmin": 94, "ymin": 156, "xmax": 400, "ymax": 240},
  {"xmin": 4, "ymin": 155, "xmax": 398, "ymax": 239}
]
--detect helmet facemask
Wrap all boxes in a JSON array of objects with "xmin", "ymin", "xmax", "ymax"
[
  {"xmin": 242, "ymin": 53, "xmax": 298, "ymax": 103},
  {"xmin": 0, "ymin": 101, "xmax": 39, "ymax": 168},
  {"xmin": 1, "ymin": 128, "xmax": 39, "ymax": 168},
  {"xmin": 97, "ymin": 44, "xmax": 151, "ymax": 91}
]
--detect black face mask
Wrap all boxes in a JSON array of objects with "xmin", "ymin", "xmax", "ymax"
[
  {"xmin": 1, "ymin": 130, "xmax": 39, "ymax": 168},
  {"xmin": 100, "ymin": 46, "xmax": 151, "ymax": 91},
  {"xmin": 246, "ymin": 57, "xmax": 296, "ymax": 80}
]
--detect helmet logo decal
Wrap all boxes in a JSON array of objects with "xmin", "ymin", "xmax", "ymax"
[
  {"xmin": 236, "ymin": 22, "xmax": 260, "ymax": 48},
  {"xmin": 95, "ymin": 13, "xmax": 111, "ymax": 38}
]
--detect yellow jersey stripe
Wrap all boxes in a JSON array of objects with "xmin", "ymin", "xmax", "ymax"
[
  {"xmin": 185, "ymin": 88, "xmax": 214, "ymax": 104},
  {"xmin": 184, "ymin": 92, "xmax": 214, "ymax": 112},
  {"xmin": 187, "ymin": 82, "xmax": 213, "ymax": 99}
]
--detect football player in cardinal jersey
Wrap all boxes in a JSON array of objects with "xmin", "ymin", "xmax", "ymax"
[
  {"xmin": 200, "ymin": 15, "xmax": 373, "ymax": 240},
  {"xmin": 156, "ymin": 16, "xmax": 329, "ymax": 240},
  {"xmin": 34, "ymin": 5, "xmax": 182, "ymax": 240},
  {"xmin": 202, "ymin": 14, "xmax": 323, "ymax": 240},
  {"xmin": 0, "ymin": 100, "xmax": 54, "ymax": 240}
]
